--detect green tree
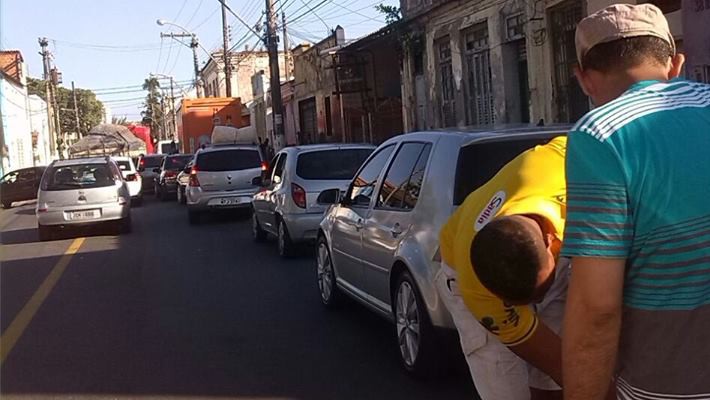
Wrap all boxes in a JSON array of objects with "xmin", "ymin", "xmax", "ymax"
[
  {"xmin": 141, "ymin": 77, "xmax": 163, "ymax": 141},
  {"xmin": 375, "ymin": 3, "xmax": 401, "ymax": 25},
  {"xmin": 26, "ymin": 77, "xmax": 105, "ymax": 137}
]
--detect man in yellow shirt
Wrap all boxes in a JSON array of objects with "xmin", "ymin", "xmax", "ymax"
[{"xmin": 436, "ymin": 136, "xmax": 567, "ymax": 399}]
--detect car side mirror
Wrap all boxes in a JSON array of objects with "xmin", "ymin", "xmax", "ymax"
[
  {"xmin": 153, "ymin": 168, "xmax": 161, "ymax": 173},
  {"xmin": 317, "ymin": 188, "xmax": 341, "ymax": 205},
  {"xmin": 251, "ymin": 176, "xmax": 263, "ymax": 186}
]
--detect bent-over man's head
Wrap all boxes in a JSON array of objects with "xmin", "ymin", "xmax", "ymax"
[
  {"xmin": 574, "ymin": 3, "xmax": 684, "ymax": 106},
  {"xmin": 470, "ymin": 215, "xmax": 558, "ymax": 306}
]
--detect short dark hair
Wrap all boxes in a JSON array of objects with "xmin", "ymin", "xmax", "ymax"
[
  {"xmin": 470, "ymin": 218, "xmax": 543, "ymax": 304},
  {"xmin": 581, "ymin": 36, "xmax": 673, "ymax": 73}
]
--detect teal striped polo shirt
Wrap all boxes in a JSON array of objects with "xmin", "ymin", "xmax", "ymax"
[{"xmin": 562, "ymin": 79, "xmax": 710, "ymax": 398}]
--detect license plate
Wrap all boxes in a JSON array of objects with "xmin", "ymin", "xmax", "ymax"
[
  {"xmin": 69, "ymin": 210, "xmax": 100, "ymax": 220},
  {"xmin": 209, "ymin": 197, "xmax": 240, "ymax": 206}
]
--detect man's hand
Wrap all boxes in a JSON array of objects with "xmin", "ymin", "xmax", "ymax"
[{"xmin": 562, "ymin": 257, "xmax": 625, "ymax": 400}]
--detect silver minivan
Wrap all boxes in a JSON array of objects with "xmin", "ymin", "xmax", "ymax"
[
  {"xmin": 315, "ymin": 126, "xmax": 570, "ymax": 376},
  {"xmin": 252, "ymin": 144, "xmax": 375, "ymax": 257},
  {"xmin": 185, "ymin": 145, "xmax": 266, "ymax": 224},
  {"xmin": 36, "ymin": 157, "xmax": 132, "ymax": 241}
]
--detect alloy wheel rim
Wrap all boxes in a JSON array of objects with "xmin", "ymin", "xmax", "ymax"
[
  {"xmin": 317, "ymin": 243, "xmax": 332, "ymax": 302},
  {"xmin": 396, "ymin": 281, "xmax": 420, "ymax": 367}
]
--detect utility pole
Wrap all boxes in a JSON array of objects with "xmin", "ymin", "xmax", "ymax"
[
  {"xmin": 221, "ymin": 0, "xmax": 232, "ymax": 97},
  {"xmin": 71, "ymin": 81, "xmax": 81, "ymax": 137},
  {"xmin": 282, "ymin": 12, "xmax": 292, "ymax": 78},
  {"xmin": 160, "ymin": 97, "xmax": 167, "ymax": 140},
  {"xmin": 169, "ymin": 76, "xmax": 177, "ymax": 138},
  {"xmin": 160, "ymin": 32, "xmax": 203, "ymax": 98},
  {"xmin": 39, "ymin": 37, "xmax": 59, "ymax": 158},
  {"xmin": 265, "ymin": 0, "xmax": 285, "ymax": 148}
]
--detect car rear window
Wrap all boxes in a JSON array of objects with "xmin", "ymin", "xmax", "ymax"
[
  {"xmin": 141, "ymin": 156, "xmax": 164, "ymax": 168},
  {"xmin": 296, "ymin": 149, "xmax": 373, "ymax": 180},
  {"xmin": 116, "ymin": 161, "xmax": 132, "ymax": 171},
  {"xmin": 42, "ymin": 163, "xmax": 117, "ymax": 191},
  {"xmin": 453, "ymin": 137, "xmax": 556, "ymax": 205},
  {"xmin": 196, "ymin": 149, "xmax": 261, "ymax": 172},
  {"xmin": 165, "ymin": 155, "xmax": 193, "ymax": 170}
]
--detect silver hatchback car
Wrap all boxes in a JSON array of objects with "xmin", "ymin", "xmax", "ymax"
[
  {"xmin": 36, "ymin": 157, "xmax": 132, "ymax": 241},
  {"xmin": 185, "ymin": 145, "xmax": 266, "ymax": 224},
  {"xmin": 252, "ymin": 144, "xmax": 375, "ymax": 257},
  {"xmin": 315, "ymin": 125, "xmax": 570, "ymax": 376}
]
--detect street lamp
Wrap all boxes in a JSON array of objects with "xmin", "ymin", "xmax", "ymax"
[{"xmin": 156, "ymin": 19, "xmax": 221, "ymax": 98}]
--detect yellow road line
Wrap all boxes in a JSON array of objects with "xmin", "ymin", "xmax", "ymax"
[{"xmin": 0, "ymin": 237, "xmax": 85, "ymax": 366}]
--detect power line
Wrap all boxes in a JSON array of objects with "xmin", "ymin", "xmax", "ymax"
[
  {"xmin": 184, "ymin": 0, "xmax": 205, "ymax": 27},
  {"xmin": 193, "ymin": 7, "xmax": 220, "ymax": 30},
  {"xmin": 173, "ymin": 0, "xmax": 189, "ymax": 23},
  {"xmin": 288, "ymin": 0, "xmax": 331, "ymax": 25}
]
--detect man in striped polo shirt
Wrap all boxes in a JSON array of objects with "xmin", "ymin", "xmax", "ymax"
[{"xmin": 561, "ymin": 4, "xmax": 710, "ymax": 400}]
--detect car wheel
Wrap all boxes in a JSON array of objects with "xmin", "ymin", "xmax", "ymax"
[
  {"xmin": 277, "ymin": 218, "xmax": 295, "ymax": 257},
  {"xmin": 316, "ymin": 236, "xmax": 340, "ymax": 308},
  {"xmin": 394, "ymin": 270, "xmax": 439, "ymax": 378},
  {"xmin": 177, "ymin": 187, "xmax": 185, "ymax": 204},
  {"xmin": 188, "ymin": 209, "xmax": 201, "ymax": 225},
  {"xmin": 38, "ymin": 224, "xmax": 53, "ymax": 241},
  {"xmin": 252, "ymin": 212, "xmax": 268, "ymax": 242},
  {"xmin": 2, "ymin": 201, "xmax": 12, "ymax": 209}
]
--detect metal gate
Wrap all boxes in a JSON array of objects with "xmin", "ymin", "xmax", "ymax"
[
  {"xmin": 464, "ymin": 22, "xmax": 495, "ymax": 126},
  {"xmin": 437, "ymin": 38, "xmax": 457, "ymax": 127},
  {"xmin": 550, "ymin": 1, "xmax": 589, "ymax": 122}
]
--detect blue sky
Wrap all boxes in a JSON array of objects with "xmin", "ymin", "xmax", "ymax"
[{"xmin": 1, "ymin": 0, "xmax": 395, "ymax": 120}]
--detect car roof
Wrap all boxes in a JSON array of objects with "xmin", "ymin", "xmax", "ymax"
[
  {"xmin": 111, "ymin": 156, "xmax": 132, "ymax": 161},
  {"xmin": 165, "ymin": 153, "xmax": 193, "ymax": 158},
  {"xmin": 380, "ymin": 124, "xmax": 570, "ymax": 147},
  {"xmin": 53, "ymin": 157, "xmax": 110, "ymax": 167},
  {"xmin": 197, "ymin": 144, "xmax": 259, "ymax": 154},
  {"xmin": 141, "ymin": 154, "xmax": 166, "ymax": 158},
  {"xmin": 280, "ymin": 143, "xmax": 376, "ymax": 153}
]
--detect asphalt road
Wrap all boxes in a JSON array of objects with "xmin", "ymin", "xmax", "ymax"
[{"xmin": 0, "ymin": 196, "xmax": 475, "ymax": 400}]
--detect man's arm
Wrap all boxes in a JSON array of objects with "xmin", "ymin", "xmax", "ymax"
[
  {"xmin": 509, "ymin": 320, "xmax": 562, "ymax": 386},
  {"xmin": 563, "ymin": 257, "xmax": 625, "ymax": 400}
]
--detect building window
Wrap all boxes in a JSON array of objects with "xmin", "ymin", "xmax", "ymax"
[
  {"xmin": 437, "ymin": 37, "xmax": 456, "ymax": 127},
  {"xmin": 549, "ymin": 1, "xmax": 589, "ymax": 123},
  {"xmin": 506, "ymin": 14, "xmax": 525, "ymax": 41},
  {"xmin": 463, "ymin": 22, "xmax": 495, "ymax": 126}
]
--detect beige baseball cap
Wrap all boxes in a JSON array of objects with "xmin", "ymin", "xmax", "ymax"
[{"xmin": 575, "ymin": 3, "xmax": 675, "ymax": 66}]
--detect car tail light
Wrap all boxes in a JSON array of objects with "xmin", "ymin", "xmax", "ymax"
[
  {"xmin": 37, "ymin": 205, "xmax": 48, "ymax": 213},
  {"xmin": 189, "ymin": 166, "xmax": 200, "ymax": 187},
  {"xmin": 261, "ymin": 161, "xmax": 269, "ymax": 171},
  {"xmin": 164, "ymin": 170, "xmax": 177, "ymax": 178},
  {"xmin": 292, "ymin": 183, "xmax": 306, "ymax": 209},
  {"xmin": 126, "ymin": 173, "xmax": 138, "ymax": 181}
]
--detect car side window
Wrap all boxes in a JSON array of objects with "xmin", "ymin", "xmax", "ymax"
[
  {"xmin": 376, "ymin": 143, "xmax": 431, "ymax": 210},
  {"xmin": 17, "ymin": 169, "xmax": 36, "ymax": 183},
  {"xmin": 2, "ymin": 172, "xmax": 18, "ymax": 184},
  {"xmin": 272, "ymin": 154, "xmax": 287, "ymax": 184},
  {"xmin": 348, "ymin": 144, "xmax": 396, "ymax": 207}
]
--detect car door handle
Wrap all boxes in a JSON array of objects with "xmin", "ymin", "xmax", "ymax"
[{"xmin": 390, "ymin": 223, "xmax": 403, "ymax": 238}]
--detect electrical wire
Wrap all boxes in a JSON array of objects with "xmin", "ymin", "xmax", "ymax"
[
  {"xmin": 184, "ymin": 0, "xmax": 205, "ymax": 27},
  {"xmin": 288, "ymin": 0, "xmax": 331, "ymax": 25}
]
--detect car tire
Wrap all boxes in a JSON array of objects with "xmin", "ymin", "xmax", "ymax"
[
  {"xmin": 38, "ymin": 224, "xmax": 53, "ymax": 241},
  {"xmin": 394, "ymin": 270, "xmax": 440, "ymax": 379},
  {"xmin": 252, "ymin": 212, "xmax": 267, "ymax": 242},
  {"xmin": 2, "ymin": 201, "xmax": 12, "ymax": 209},
  {"xmin": 177, "ymin": 187, "xmax": 186, "ymax": 204},
  {"xmin": 277, "ymin": 218, "xmax": 295, "ymax": 258},
  {"xmin": 188, "ymin": 209, "xmax": 201, "ymax": 225},
  {"xmin": 316, "ymin": 235, "xmax": 341, "ymax": 308}
]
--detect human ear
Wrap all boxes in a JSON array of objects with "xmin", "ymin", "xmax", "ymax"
[
  {"xmin": 668, "ymin": 53, "xmax": 686, "ymax": 79},
  {"xmin": 574, "ymin": 65, "xmax": 595, "ymax": 98}
]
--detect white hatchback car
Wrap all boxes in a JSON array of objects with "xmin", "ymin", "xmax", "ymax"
[
  {"xmin": 36, "ymin": 157, "xmax": 132, "ymax": 241},
  {"xmin": 112, "ymin": 156, "xmax": 143, "ymax": 205}
]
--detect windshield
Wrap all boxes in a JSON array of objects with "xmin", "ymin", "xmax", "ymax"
[
  {"xmin": 42, "ymin": 164, "xmax": 116, "ymax": 191},
  {"xmin": 196, "ymin": 150, "xmax": 261, "ymax": 172},
  {"xmin": 141, "ymin": 156, "xmax": 164, "ymax": 168},
  {"xmin": 164, "ymin": 155, "xmax": 193, "ymax": 170},
  {"xmin": 296, "ymin": 149, "xmax": 373, "ymax": 180}
]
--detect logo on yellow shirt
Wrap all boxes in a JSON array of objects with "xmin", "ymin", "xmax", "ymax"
[{"xmin": 474, "ymin": 191, "xmax": 506, "ymax": 232}]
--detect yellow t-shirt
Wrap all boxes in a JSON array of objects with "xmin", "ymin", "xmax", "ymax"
[{"xmin": 439, "ymin": 136, "xmax": 566, "ymax": 346}]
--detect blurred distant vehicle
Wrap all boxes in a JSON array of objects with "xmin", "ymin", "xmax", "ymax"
[
  {"xmin": 156, "ymin": 139, "xmax": 180, "ymax": 155},
  {"xmin": 176, "ymin": 160, "xmax": 194, "ymax": 205},
  {"xmin": 137, "ymin": 154, "xmax": 165, "ymax": 194},
  {"xmin": 1, "ymin": 166, "xmax": 46, "ymax": 209},
  {"xmin": 112, "ymin": 156, "xmax": 143, "ymax": 206},
  {"xmin": 36, "ymin": 157, "xmax": 131, "ymax": 241},
  {"xmin": 252, "ymin": 144, "xmax": 374, "ymax": 257},
  {"xmin": 154, "ymin": 154, "xmax": 193, "ymax": 201}
]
